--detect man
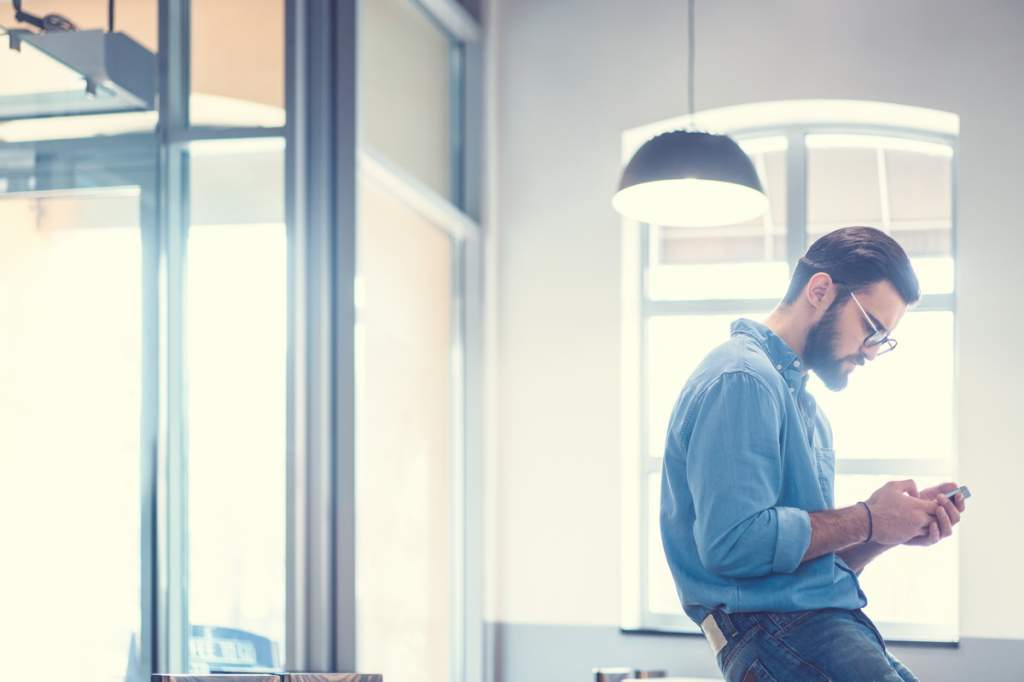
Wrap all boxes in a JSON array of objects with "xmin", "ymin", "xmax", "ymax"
[{"xmin": 659, "ymin": 227, "xmax": 967, "ymax": 682}]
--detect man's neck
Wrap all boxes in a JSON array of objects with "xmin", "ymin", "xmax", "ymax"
[{"xmin": 763, "ymin": 306, "xmax": 810, "ymax": 362}]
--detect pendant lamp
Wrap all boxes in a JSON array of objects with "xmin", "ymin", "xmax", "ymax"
[{"xmin": 613, "ymin": 0, "xmax": 767, "ymax": 227}]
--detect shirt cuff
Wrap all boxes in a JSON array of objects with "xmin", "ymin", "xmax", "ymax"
[{"xmin": 772, "ymin": 506, "xmax": 812, "ymax": 574}]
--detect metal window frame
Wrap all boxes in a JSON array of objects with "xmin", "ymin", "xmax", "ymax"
[
  {"xmin": 155, "ymin": 0, "xmax": 190, "ymax": 673},
  {"xmin": 285, "ymin": 0, "xmax": 357, "ymax": 670},
  {"xmin": 622, "ymin": 119, "xmax": 960, "ymax": 643},
  {"xmin": 287, "ymin": 0, "xmax": 485, "ymax": 680},
  {"xmin": 158, "ymin": 0, "xmax": 292, "ymax": 674},
  {"xmin": 458, "ymin": 10, "xmax": 487, "ymax": 682}
]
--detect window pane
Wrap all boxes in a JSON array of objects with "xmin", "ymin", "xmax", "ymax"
[
  {"xmin": 888, "ymin": 147, "xmax": 954, "ymax": 295},
  {"xmin": 648, "ymin": 140, "xmax": 788, "ymax": 300},
  {"xmin": 646, "ymin": 313, "xmax": 765, "ymax": 457},
  {"xmin": 359, "ymin": 0, "xmax": 454, "ymax": 199},
  {"xmin": 834, "ymin": 474, "xmax": 958, "ymax": 630},
  {"xmin": 356, "ymin": 179, "xmax": 453, "ymax": 682},
  {"xmin": 808, "ymin": 311, "xmax": 953, "ymax": 461},
  {"xmin": 886, "ymin": 149, "xmax": 952, "ymax": 224},
  {"xmin": 187, "ymin": 141, "xmax": 286, "ymax": 671},
  {"xmin": 807, "ymin": 144, "xmax": 881, "ymax": 232},
  {"xmin": 807, "ymin": 135, "xmax": 954, "ymax": 295},
  {"xmin": 191, "ymin": 0, "xmax": 285, "ymax": 127},
  {"xmin": 0, "ymin": 190, "xmax": 143, "ymax": 680}
]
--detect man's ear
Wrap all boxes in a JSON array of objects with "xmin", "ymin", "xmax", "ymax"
[{"xmin": 805, "ymin": 272, "xmax": 836, "ymax": 311}]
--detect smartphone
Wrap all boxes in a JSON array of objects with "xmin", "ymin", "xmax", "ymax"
[{"xmin": 945, "ymin": 485, "xmax": 971, "ymax": 500}]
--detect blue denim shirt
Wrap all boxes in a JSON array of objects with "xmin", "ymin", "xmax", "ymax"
[{"xmin": 660, "ymin": 318, "xmax": 867, "ymax": 626}]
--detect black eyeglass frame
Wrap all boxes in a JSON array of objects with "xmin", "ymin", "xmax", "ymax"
[
  {"xmin": 806, "ymin": 268, "xmax": 901, "ymax": 356},
  {"xmin": 848, "ymin": 291, "xmax": 898, "ymax": 355}
]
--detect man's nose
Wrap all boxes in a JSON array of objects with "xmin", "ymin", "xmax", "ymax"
[{"xmin": 862, "ymin": 344, "xmax": 880, "ymax": 362}]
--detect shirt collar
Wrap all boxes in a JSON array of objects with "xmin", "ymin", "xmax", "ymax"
[{"xmin": 730, "ymin": 317, "xmax": 809, "ymax": 391}]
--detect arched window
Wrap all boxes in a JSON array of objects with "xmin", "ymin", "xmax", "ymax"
[{"xmin": 621, "ymin": 100, "xmax": 959, "ymax": 642}]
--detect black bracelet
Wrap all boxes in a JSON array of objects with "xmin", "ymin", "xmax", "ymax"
[{"xmin": 857, "ymin": 501, "xmax": 873, "ymax": 543}]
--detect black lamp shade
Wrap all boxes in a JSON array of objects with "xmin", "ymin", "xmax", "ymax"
[{"xmin": 613, "ymin": 130, "xmax": 768, "ymax": 227}]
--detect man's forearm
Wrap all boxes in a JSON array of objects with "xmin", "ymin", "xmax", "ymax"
[
  {"xmin": 836, "ymin": 541, "xmax": 892, "ymax": 574},
  {"xmin": 801, "ymin": 504, "xmax": 871, "ymax": 563}
]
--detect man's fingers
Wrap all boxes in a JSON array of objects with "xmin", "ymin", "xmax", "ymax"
[
  {"xmin": 892, "ymin": 479, "xmax": 919, "ymax": 496},
  {"xmin": 936, "ymin": 505, "xmax": 953, "ymax": 537},
  {"xmin": 952, "ymin": 493, "xmax": 966, "ymax": 512},
  {"xmin": 938, "ymin": 495, "xmax": 960, "ymax": 525},
  {"xmin": 928, "ymin": 521, "xmax": 939, "ymax": 544},
  {"xmin": 909, "ymin": 496, "xmax": 939, "ymax": 515}
]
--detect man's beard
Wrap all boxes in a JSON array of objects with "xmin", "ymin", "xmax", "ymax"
[{"xmin": 804, "ymin": 298, "xmax": 855, "ymax": 392}]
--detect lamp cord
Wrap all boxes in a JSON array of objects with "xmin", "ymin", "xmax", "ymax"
[
  {"xmin": 108, "ymin": 0, "xmax": 114, "ymax": 32},
  {"xmin": 687, "ymin": 0, "xmax": 695, "ymax": 118}
]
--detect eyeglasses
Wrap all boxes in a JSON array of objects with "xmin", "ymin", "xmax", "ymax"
[{"xmin": 849, "ymin": 292, "xmax": 898, "ymax": 356}]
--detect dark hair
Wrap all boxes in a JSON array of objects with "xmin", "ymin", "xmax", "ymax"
[{"xmin": 782, "ymin": 226, "xmax": 920, "ymax": 305}]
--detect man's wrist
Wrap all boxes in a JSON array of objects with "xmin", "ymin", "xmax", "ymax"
[
  {"xmin": 803, "ymin": 503, "xmax": 878, "ymax": 563},
  {"xmin": 837, "ymin": 538, "xmax": 892, "ymax": 574},
  {"xmin": 857, "ymin": 501, "xmax": 873, "ymax": 543}
]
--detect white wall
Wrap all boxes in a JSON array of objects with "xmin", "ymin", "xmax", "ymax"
[{"xmin": 491, "ymin": 0, "xmax": 1024, "ymax": 640}]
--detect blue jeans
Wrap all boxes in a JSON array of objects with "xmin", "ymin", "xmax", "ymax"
[{"xmin": 711, "ymin": 608, "xmax": 919, "ymax": 681}]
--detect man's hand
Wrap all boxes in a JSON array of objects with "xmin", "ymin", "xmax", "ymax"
[
  {"xmin": 864, "ymin": 479, "xmax": 939, "ymax": 545},
  {"xmin": 904, "ymin": 482, "xmax": 966, "ymax": 547}
]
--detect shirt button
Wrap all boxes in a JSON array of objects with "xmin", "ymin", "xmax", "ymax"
[
  {"xmin": 794, "ymin": 360, "xmax": 801, "ymax": 368},
  {"xmin": 775, "ymin": 364, "xmax": 782, "ymax": 370}
]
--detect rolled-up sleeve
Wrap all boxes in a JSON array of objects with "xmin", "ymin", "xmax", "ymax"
[{"xmin": 685, "ymin": 371, "xmax": 811, "ymax": 578}]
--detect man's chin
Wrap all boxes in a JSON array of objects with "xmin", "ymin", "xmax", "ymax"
[
  {"xmin": 824, "ymin": 377, "xmax": 848, "ymax": 392},
  {"xmin": 813, "ymin": 366, "xmax": 849, "ymax": 392}
]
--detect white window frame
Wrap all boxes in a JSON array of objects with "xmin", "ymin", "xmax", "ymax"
[{"xmin": 620, "ymin": 100, "xmax": 959, "ymax": 643}]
